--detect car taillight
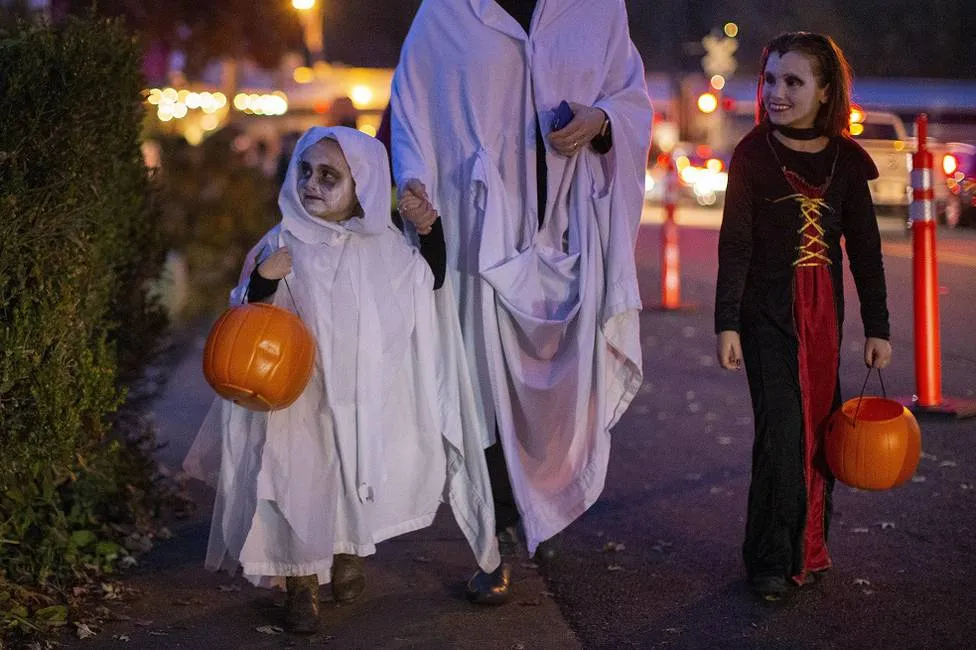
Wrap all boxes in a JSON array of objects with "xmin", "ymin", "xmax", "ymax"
[{"xmin": 942, "ymin": 154, "xmax": 958, "ymax": 176}]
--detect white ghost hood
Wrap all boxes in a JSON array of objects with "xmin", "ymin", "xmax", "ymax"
[{"xmin": 279, "ymin": 126, "xmax": 394, "ymax": 242}]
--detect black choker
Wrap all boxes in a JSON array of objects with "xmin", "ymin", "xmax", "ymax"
[{"xmin": 773, "ymin": 124, "xmax": 823, "ymax": 140}]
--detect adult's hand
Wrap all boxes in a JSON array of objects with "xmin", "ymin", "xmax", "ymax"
[
  {"xmin": 864, "ymin": 337, "xmax": 892, "ymax": 369},
  {"xmin": 549, "ymin": 103, "xmax": 607, "ymax": 157},
  {"xmin": 398, "ymin": 179, "xmax": 439, "ymax": 235},
  {"xmin": 717, "ymin": 330, "xmax": 743, "ymax": 370}
]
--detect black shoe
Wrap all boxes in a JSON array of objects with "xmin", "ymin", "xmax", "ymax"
[
  {"xmin": 749, "ymin": 574, "xmax": 789, "ymax": 602},
  {"xmin": 465, "ymin": 563, "xmax": 511, "ymax": 605},
  {"xmin": 331, "ymin": 554, "xmax": 365, "ymax": 603},
  {"xmin": 532, "ymin": 537, "xmax": 557, "ymax": 565}
]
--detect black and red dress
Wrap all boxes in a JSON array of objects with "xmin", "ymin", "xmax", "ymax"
[{"xmin": 715, "ymin": 123, "xmax": 890, "ymax": 584}]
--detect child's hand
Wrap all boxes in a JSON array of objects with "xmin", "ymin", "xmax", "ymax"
[
  {"xmin": 258, "ymin": 247, "xmax": 292, "ymax": 280},
  {"xmin": 864, "ymin": 337, "xmax": 892, "ymax": 369},
  {"xmin": 717, "ymin": 330, "xmax": 743, "ymax": 370},
  {"xmin": 398, "ymin": 179, "xmax": 438, "ymax": 235}
]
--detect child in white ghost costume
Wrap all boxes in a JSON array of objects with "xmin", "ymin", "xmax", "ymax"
[{"xmin": 183, "ymin": 127, "xmax": 499, "ymax": 632}]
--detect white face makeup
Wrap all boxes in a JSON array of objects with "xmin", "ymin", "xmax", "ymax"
[
  {"xmin": 297, "ymin": 138, "xmax": 359, "ymax": 222},
  {"xmin": 762, "ymin": 51, "xmax": 829, "ymax": 130}
]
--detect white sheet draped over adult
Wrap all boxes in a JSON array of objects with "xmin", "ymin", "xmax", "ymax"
[{"xmin": 391, "ymin": 0, "xmax": 652, "ymax": 554}]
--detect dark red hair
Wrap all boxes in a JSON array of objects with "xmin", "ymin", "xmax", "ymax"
[{"xmin": 756, "ymin": 32, "xmax": 853, "ymax": 137}]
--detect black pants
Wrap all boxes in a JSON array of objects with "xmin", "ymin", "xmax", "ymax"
[{"xmin": 484, "ymin": 440, "xmax": 520, "ymax": 534}]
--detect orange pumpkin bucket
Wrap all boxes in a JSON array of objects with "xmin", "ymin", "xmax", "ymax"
[
  {"xmin": 202, "ymin": 303, "xmax": 316, "ymax": 411},
  {"xmin": 825, "ymin": 376, "xmax": 922, "ymax": 491}
]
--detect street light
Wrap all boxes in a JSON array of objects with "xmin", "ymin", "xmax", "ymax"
[{"xmin": 293, "ymin": 0, "xmax": 324, "ymax": 63}]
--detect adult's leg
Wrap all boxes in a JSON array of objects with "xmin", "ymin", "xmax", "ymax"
[{"xmin": 484, "ymin": 438, "xmax": 521, "ymax": 535}]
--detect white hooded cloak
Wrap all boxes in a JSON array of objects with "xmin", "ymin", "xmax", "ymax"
[
  {"xmin": 184, "ymin": 127, "xmax": 499, "ymax": 586},
  {"xmin": 391, "ymin": 0, "xmax": 652, "ymax": 554}
]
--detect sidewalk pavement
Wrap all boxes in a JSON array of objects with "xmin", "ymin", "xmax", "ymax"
[{"xmin": 72, "ymin": 328, "xmax": 580, "ymax": 649}]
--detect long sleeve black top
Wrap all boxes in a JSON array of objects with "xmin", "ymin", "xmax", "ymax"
[{"xmin": 715, "ymin": 124, "xmax": 890, "ymax": 340}]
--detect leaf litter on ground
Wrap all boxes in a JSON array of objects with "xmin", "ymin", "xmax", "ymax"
[{"xmin": 75, "ymin": 622, "xmax": 97, "ymax": 639}]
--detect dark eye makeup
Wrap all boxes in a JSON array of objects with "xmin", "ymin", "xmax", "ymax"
[{"xmin": 764, "ymin": 73, "xmax": 805, "ymax": 87}]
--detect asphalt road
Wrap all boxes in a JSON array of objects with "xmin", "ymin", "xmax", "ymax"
[{"xmin": 541, "ymin": 213, "xmax": 976, "ymax": 649}]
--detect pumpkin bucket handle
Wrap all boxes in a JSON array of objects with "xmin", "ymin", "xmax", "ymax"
[
  {"xmin": 853, "ymin": 368, "xmax": 887, "ymax": 425},
  {"xmin": 242, "ymin": 243, "xmax": 306, "ymax": 322}
]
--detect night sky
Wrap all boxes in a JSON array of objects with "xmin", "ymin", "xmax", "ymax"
[{"xmin": 319, "ymin": 1, "xmax": 975, "ymax": 79}]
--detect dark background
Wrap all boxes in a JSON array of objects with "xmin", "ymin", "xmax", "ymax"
[
  {"xmin": 51, "ymin": 0, "xmax": 976, "ymax": 80},
  {"xmin": 320, "ymin": 1, "xmax": 975, "ymax": 79}
]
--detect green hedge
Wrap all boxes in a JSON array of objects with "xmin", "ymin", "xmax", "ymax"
[
  {"xmin": 0, "ymin": 15, "xmax": 162, "ymax": 487},
  {"xmin": 0, "ymin": 14, "xmax": 166, "ymax": 639}
]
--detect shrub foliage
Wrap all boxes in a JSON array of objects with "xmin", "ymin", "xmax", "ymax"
[{"xmin": 0, "ymin": 14, "xmax": 167, "ymax": 642}]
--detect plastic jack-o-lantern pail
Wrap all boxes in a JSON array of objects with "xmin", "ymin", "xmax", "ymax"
[
  {"xmin": 202, "ymin": 303, "xmax": 316, "ymax": 411},
  {"xmin": 825, "ymin": 396, "xmax": 921, "ymax": 491}
]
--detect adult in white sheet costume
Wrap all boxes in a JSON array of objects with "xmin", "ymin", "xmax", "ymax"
[
  {"xmin": 184, "ymin": 127, "xmax": 499, "ymax": 630},
  {"xmin": 391, "ymin": 0, "xmax": 652, "ymax": 600}
]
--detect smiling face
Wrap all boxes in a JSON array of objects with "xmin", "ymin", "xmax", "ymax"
[
  {"xmin": 761, "ymin": 51, "xmax": 830, "ymax": 130},
  {"xmin": 297, "ymin": 138, "xmax": 359, "ymax": 222}
]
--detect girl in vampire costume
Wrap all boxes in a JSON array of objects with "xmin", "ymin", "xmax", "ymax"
[{"xmin": 715, "ymin": 32, "xmax": 892, "ymax": 602}]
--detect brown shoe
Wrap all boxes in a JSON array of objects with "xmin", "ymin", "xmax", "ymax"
[
  {"xmin": 465, "ymin": 562, "xmax": 511, "ymax": 605},
  {"xmin": 284, "ymin": 575, "xmax": 320, "ymax": 633},
  {"xmin": 331, "ymin": 554, "xmax": 365, "ymax": 603}
]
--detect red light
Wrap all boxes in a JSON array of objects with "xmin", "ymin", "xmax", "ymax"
[
  {"xmin": 721, "ymin": 97, "xmax": 736, "ymax": 112},
  {"xmin": 942, "ymin": 154, "xmax": 958, "ymax": 176},
  {"xmin": 696, "ymin": 144, "xmax": 713, "ymax": 159},
  {"xmin": 656, "ymin": 153, "xmax": 671, "ymax": 167}
]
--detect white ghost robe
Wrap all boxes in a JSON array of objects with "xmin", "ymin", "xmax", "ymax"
[
  {"xmin": 184, "ymin": 127, "xmax": 499, "ymax": 587},
  {"xmin": 391, "ymin": 0, "xmax": 652, "ymax": 554}
]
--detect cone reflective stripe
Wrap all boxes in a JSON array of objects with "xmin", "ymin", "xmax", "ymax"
[
  {"xmin": 660, "ymin": 158, "xmax": 681, "ymax": 308},
  {"xmin": 909, "ymin": 168, "xmax": 935, "ymax": 222},
  {"xmin": 910, "ymin": 114, "xmax": 942, "ymax": 408}
]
